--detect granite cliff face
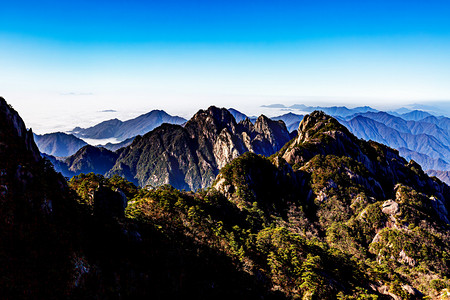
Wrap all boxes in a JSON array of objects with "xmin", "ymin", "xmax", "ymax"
[{"xmin": 107, "ymin": 106, "xmax": 292, "ymax": 190}]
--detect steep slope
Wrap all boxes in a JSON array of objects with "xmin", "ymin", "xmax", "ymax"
[
  {"xmin": 34, "ymin": 132, "xmax": 87, "ymax": 157},
  {"xmin": 212, "ymin": 111, "xmax": 450, "ymax": 298},
  {"xmin": 71, "ymin": 110, "xmax": 186, "ymax": 140},
  {"xmin": 65, "ymin": 145, "xmax": 119, "ymax": 175},
  {"xmin": 107, "ymin": 106, "xmax": 291, "ymax": 190}
]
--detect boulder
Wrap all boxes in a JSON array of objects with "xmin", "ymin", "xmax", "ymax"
[{"xmin": 382, "ymin": 199, "xmax": 399, "ymax": 215}]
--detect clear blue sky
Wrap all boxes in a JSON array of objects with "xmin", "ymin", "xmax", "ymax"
[{"xmin": 1, "ymin": 0, "xmax": 450, "ymax": 132}]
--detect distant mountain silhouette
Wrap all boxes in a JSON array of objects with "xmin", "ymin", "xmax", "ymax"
[
  {"xmin": 398, "ymin": 147, "xmax": 450, "ymax": 171},
  {"xmin": 272, "ymin": 112, "xmax": 304, "ymax": 133},
  {"xmin": 421, "ymin": 115, "xmax": 450, "ymax": 131},
  {"xmin": 70, "ymin": 110, "xmax": 186, "ymax": 140},
  {"xmin": 228, "ymin": 108, "xmax": 257, "ymax": 123},
  {"xmin": 400, "ymin": 109, "xmax": 433, "ymax": 121},
  {"xmin": 100, "ymin": 137, "xmax": 135, "ymax": 151},
  {"xmin": 40, "ymin": 104, "xmax": 450, "ymax": 189},
  {"xmin": 262, "ymin": 103, "xmax": 378, "ymax": 117},
  {"xmin": 34, "ymin": 132, "xmax": 87, "ymax": 157},
  {"xmin": 342, "ymin": 116, "xmax": 450, "ymax": 166}
]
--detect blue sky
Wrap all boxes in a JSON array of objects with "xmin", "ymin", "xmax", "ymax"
[{"xmin": 1, "ymin": 0, "xmax": 450, "ymax": 132}]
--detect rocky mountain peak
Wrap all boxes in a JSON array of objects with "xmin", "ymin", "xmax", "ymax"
[
  {"xmin": 185, "ymin": 106, "xmax": 238, "ymax": 138},
  {"xmin": 0, "ymin": 97, "xmax": 41, "ymax": 162},
  {"xmin": 281, "ymin": 110, "xmax": 359, "ymax": 166},
  {"xmin": 296, "ymin": 110, "xmax": 350, "ymax": 144}
]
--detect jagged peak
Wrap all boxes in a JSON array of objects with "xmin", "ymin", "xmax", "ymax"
[
  {"xmin": 255, "ymin": 114, "xmax": 271, "ymax": 122},
  {"xmin": 185, "ymin": 106, "xmax": 238, "ymax": 136},
  {"xmin": 238, "ymin": 117, "xmax": 254, "ymax": 131},
  {"xmin": 254, "ymin": 114, "xmax": 288, "ymax": 131},
  {"xmin": 0, "ymin": 96, "xmax": 41, "ymax": 161},
  {"xmin": 189, "ymin": 106, "xmax": 235, "ymax": 122},
  {"xmin": 296, "ymin": 110, "xmax": 352, "ymax": 143}
]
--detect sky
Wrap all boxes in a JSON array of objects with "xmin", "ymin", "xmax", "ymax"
[{"xmin": 1, "ymin": 0, "xmax": 450, "ymax": 133}]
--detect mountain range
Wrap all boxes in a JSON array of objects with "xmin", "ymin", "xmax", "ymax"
[
  {"xmin": 70, "ymin": 109, "xmax": 186, "ymax": 140},
  {"xmin": 262, "ymin": 103, "xmax": 378, "ymax": 117},
  {"xmin": 34, "ymin": 105, "xmax": 450, "ymax": 186},
  {"xmin": 1, "ymin": 96, "xmax": 449, "ymax": 299},
  {"xmin": 50, "ymin": 107, "xmax": 293, "ymax": 190},
  {"xmin": 339, "ymin": 111, "xmax": 450, "ymax": 177}
]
